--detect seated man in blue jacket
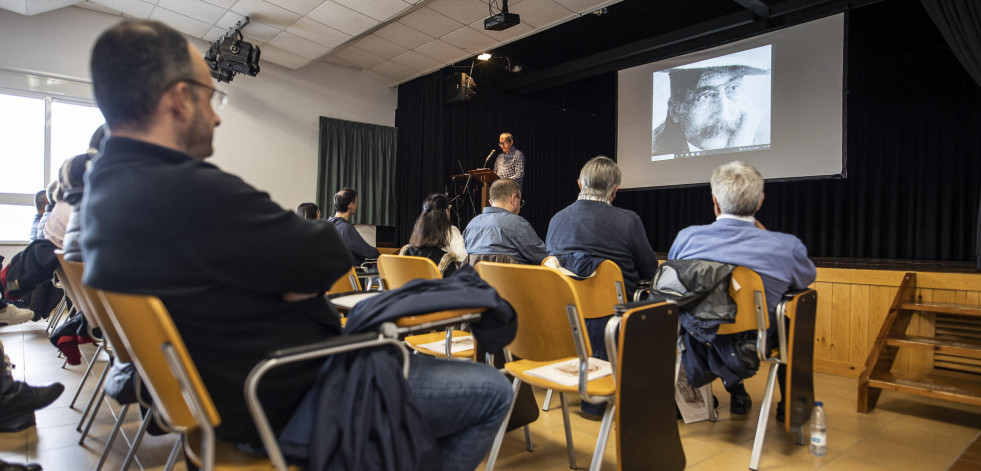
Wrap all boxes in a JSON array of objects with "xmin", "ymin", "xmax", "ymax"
[
  {"xmin": 546, "ymin": 156, "xmax": 658, "ymax": 416},
  {"xmin": 327, "ymin": 188, "xmax": 381, "ymax": 266},
  {"xmin": 464, "ymin": 178, "xmax": 547, "ymax": 265},
  {"xmin": 668, "ymin": 160, "xmax": 816, "ymax": 416},
  {"xmin": 82, "ymin": 20, "xmax": 510, "ymax": 470}
]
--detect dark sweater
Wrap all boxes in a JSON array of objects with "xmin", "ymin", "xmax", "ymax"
[{"xmin": 81, "ymin": 137, "xmax": 353, "ymax": 444}]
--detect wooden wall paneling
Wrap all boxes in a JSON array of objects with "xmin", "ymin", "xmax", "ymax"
[
  {"xmin": 813, "ymin": 281, "xmax": 832, "ymax": 361},
  {"xmin": 831, "ymin": 283, "xmax": 852, "ymax": 363},
  {"xmin": 850, "ymin": 284, "xmax": 871, "ymax": 365}
]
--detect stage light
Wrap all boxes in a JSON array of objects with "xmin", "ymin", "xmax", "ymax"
[{"xmin": 478, "ymin": 53, "xmax": 492, "ymax": 61}]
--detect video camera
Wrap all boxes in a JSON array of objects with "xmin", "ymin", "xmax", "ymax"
[{"xmin": 204, "ymin": 17, "xmax": 260, "ymax": 83}]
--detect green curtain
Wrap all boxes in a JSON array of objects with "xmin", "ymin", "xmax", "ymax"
[{"xmin": 317, "ymin": 117, "xmax": 397, "ymax": 226}]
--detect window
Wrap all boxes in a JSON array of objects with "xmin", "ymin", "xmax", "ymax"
[{"xmin": 0, "ymin": 92, "xmax": 105, "ymax": 242}]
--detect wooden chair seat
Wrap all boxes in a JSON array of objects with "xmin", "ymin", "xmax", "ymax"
[
  {"xmin": 403, "ymin": 330, "xmax": 474, "ymax": 358},
  {"xmin": 506, "ymin": 358, "xmax": 616, "ymax": 396}
]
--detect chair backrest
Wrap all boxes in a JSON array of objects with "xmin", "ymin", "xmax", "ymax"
[
  {"xmin": 326, "ymin": 266, "xmax": 362, "ymax": 295},
  {"xmin": 613, "ymin": 302, "xmax": 685, "ymax": 471},
  {"xmin": 56, "ymin": 257, "xmax": 131, "ymax": 364},
  {"xmin": 53, "ymin": 253, "xmax": 99, "ymax": 330},
  {"xmin": 718, "ymin": 266, "xmax": 769, "ymax": 335},
  {"xmin": 475, "ymin": 262, "xmax": 590, "ymax": 360},
  {"xmin": 465, "ymin": 253, "xmax": 519, "ymax": 266},
  {"xmin": 377, "ymin": 254, "xmax": 441, "ymax": 290},
  {"xmin": 548, "ymin": 258, "xmax": 626, "ymax": 320},
  {"xmin": 93, "ymin": 289, "xmax": 220, "ymax": 431}
]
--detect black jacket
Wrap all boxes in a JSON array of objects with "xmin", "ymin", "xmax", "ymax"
[
  {"xmin": 653, "ymin": 260, "xmax": 759, "ymax": 388},
  {"xmin": 279, "ymin": 265, "xmax": 517, "ymax": 471}
]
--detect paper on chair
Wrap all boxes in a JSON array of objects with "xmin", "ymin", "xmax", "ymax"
[
  {"xmin": 418, "ymin": 335, "xmax": 474, "ymax": 354},
  {"xmin": 330, "ymin": 292, "xmax": 381, "ymax": 309},
  {"xmin": 523, "ymin": 358, "xmax": 612, "ymax": 387}
]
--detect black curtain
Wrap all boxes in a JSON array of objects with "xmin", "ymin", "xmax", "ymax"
[
  {"xmin": 393, "ymin": 0, "xmax": 981, "ymax": 263},
  {"xmin": 394, "ymin": 75, "xmax": 447, "ymax": 245},
  {"xmin": 317, "ymin": 117, "xmax": 396, "ymax": 226},
  {"xmin": 919, "ymin": 0, "xmax": 981, "ymax": 268}
]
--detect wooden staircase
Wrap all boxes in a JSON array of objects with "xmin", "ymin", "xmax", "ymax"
[{"xmin": 858, "ymin": 273, "xmax": 981, "ymax": 413}]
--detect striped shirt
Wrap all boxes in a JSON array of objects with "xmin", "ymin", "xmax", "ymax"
[{"xmin": 494, "ymin": 148, "xmax": 525, "ymax": 188}]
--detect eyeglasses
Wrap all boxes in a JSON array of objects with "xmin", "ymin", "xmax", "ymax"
[
  {"xmin": 520, "ymin": 198, "xmax": 525, "ymax": 208},
  {"xmin": 169, "ymin": 79, "xmax": 228, "ymax": 110}
]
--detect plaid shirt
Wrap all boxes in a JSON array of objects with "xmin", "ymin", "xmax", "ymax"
[{"xmin": 494, "ymin": 148, "xmax": 525, "ymax": 188}]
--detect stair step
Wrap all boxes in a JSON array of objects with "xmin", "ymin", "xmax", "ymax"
[
  {"xmin": 886, "ymin": 335, "xmax": 981, "ymax": 359},
  {"xmin": 868, "ymin": 371, "xmax": 981, "ymax": 407},
  {"xmin": 900, "ymin": 302, "xmax": 981, "ymax": 316}
]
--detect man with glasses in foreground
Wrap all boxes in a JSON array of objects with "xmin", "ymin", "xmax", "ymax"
[
  {"xmin": 81, "ymin": 20, "xmax": 511, "ymax": 470},
  {"xmin": 463, "ymin": 178, "xmax": 547, "ymax": 265}
]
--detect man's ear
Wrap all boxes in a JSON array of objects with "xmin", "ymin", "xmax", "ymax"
[
  {"xmin": 756, "ymin": 192, "xmax": 765, "ymax": 212},
  {"xmin": 165, "ymin": 81, "xmax": 194, "ymax": 121},
  {"xmin": 668, "ymin": 101, "xmax": 682, "ymax": 123},
  {"xmin": 610, "ymin": 185, "xmax": 619, "ymax": 202},
  {"xmin": 577, "ymin": 180, "xmax": 583, "ymax": 191},
  {"xmin": 712, "ymin": 195, "xmax": 721, "ymax": 217}
]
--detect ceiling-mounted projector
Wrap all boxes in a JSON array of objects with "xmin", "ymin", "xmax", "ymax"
[{"xmin": 484, "ymin": 0, "xmax": 520, "ymax": 31}]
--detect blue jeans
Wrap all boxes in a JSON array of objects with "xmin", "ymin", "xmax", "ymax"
[{"xmin": 408, "ymin": 355, "xmax": 512, "ymax": 471}]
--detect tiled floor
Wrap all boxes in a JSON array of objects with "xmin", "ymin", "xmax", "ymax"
[{"xmin": 2, "ymin": 317, "xmax": 980, "ymax": 470}]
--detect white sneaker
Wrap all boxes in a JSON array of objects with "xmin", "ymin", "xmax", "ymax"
[{"xmin": 0, "ymin": 305, "xmax": 34, "ymax": 326}]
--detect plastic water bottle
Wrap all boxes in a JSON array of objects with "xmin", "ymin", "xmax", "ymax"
[{"xmin": 809, "ymin": 401, "xmax": 827, "ymax": 457}]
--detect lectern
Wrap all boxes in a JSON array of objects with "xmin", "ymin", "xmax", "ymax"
[{"xmin": 467, "ymin": 168, "xmax": 499, "ymax": 209}]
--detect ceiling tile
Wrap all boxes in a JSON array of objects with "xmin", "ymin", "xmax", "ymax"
[
  {"xmin": 398, "ymin": 7, "xmax": 463, "ymax": 38},
  {"xmin": 351, "ymin": 35, "xmax": 408, "ymax": 60},
  {"xmin": 441, "ymin": 26, "xmax": 496, "ymax": 54},
  {"xmin": 216, "ymin": 10, "xmax": 246, "ymax": 29},
  {"xmin": 203, "ymin": 0, "xmax": 237, "ymax": 8},
  {"xmin": 73, "ymin": 2, "xmax": 122, "ymax": 15},
  {"xmin": 238, "ymin": 18, "xmax": 280, "ymax": 43},
  {"xmin": 322, "ymin": 54, "xmax": 359, "ymax": 69},
  {"xmin": 334, "ymin": 0, "xmax": 410, "ymax": 22},
  {"xmin": 360, "ymin": 68, "xmax": 398, "ymax": 88},
  {"xmin": 205, "ymin": 26, "xmax": 226, "ymax": 40},
  {"xmin": 158, "ymin": 0, "xmax": 225, "ymax": 24},
  {"xmin": 307, "ymin": 1, "xmax": 377, "ymax": 36},
  {"xmin": 269, "ymin": 31, "xmax": 329, "ymax": 60},
  {"xmin": 428, "ymin": 0, "xmax": 487, "ymax": 25},
  {"xmin": 414, "ymin": 38, "xmax": 468, "ymax": 64},
  {"xmin": 371, "ymin": 61, "xmax": 417, "ymax": 82},
  {"xmin": 287, "ymin": 17, "xmax": 350, "ymax": 48},
  {"xmin": 91, "ymin": 0, "xmax": 153, "ymax": 18},
  {"xmin": 374, "ymin": 22, "xmax": 434, "ymax": 50},
  {"xmin": 230, "ymin": 0, "xmax": 301, "ymax": 28},
  {"xmin": 23, "ymin": 0, "xmax": 78, "ymax": 15},
  {"xmin": 554, "ymin": 0, "xmax": 620, "ymax": 14},
  {"xmin": 259, "ymin": 44, "xmax": 310, "ymax": 69},
  {"xmin": 390, "ymin": 50, "xmax": 443, "ymax": 73},
  {"xmin": 333, "ymin": 46, "xmax": 386, "ymax": 69},
  {"xmin": 150, "ymin": 7, "xmax": 212, "ymax": 38},
  {"xmin": 264, "ymin": 0, "xmax": 322, "ymax": 15},
  {"xmin": 510, "ymin": 0, "xmax": 573, "ymax": 29}
]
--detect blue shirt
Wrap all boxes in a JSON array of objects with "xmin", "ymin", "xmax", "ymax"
[
  {"xmin": 668, "ymin": 218, "xmax": 816, "ymax": 316},
  {"xmin": 463, "ymin": 206, "xmax": 547, "ymax": 265},
  {"xmin": 546, "ymin": 200, "xmax": 658, "ymax": 294}
]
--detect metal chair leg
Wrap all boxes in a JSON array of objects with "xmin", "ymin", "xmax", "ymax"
[
  {"xmin": 484, "ymin": 378, "xmax": 522, "ymax": 471},
  {"xmin": 523, "ymin": 424, "xmax": 534, "ymax": 452},
  {"xmin": 120, "ymin": 407, "xmax": 154, "ymax": 471},
  {"xmin": 589, "ymin": 402, "xmax": 615, "ymax": 471},
  {"xmin": 79, "ymin": 387, "xmax": 107, "ymax": 442},
  {"xmin": 70, "ymin": 342, "xmax": 106, "ymax": 407},
  {"xmin": 750, "ymin": 362, "xmax": 780, "ymax": 471},
  {"xmin": 76, "ymin": 363, "xmax": 109, "ymax": 428},
  {"xmin": 559, "ymin": 393, "xmax": 577, "ymax": 470},
  {"xmin": 94, "ymin": 403, "xmax": 130, "ymax": 471},
  {"xmin": 543, "ymin": 388, "xmax": 554, "ymax": 411},
  {"xmin": 45, "ymin": 296, "xmax": 68, "ymax": 334},
  {"xmin": 163, "ymin": 435, "xmax": 182, "ymax": 471}
]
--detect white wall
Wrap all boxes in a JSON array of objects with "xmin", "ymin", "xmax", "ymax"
[{"xmin": 0, "ymin": 7, "xmax": 398, "ymax": 261}]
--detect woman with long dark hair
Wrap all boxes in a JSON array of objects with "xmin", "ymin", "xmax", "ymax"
[{"xmin": 404, "ymin": 193, "xmax": 467, "ymax": 276}]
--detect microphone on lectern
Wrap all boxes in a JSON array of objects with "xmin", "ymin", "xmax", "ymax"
[{"xmin": 483, "ymin": 149, "xmax": 496, "ymax": 168}]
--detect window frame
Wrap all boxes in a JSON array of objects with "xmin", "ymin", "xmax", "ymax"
[{"xmin": 0, "ymin": 85, "xmax": 101, "ymax": 244}]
